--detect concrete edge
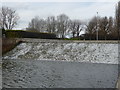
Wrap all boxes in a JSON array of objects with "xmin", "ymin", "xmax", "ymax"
[{"xmin": 16, "ymin": 38, "xmax": 119, "ymax": 44}]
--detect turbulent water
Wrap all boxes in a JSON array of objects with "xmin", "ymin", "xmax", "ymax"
[
  {"xmin": 3, "ymin": 42, "xmax": 118, "ymax": 64},
  {"xmin": 2, "ymin": 41, "xmax": 119, "ymax": 88}
]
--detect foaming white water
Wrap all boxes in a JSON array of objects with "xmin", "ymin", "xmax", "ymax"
[{"xmin": 3, "ymin": 42, "xmax": 118, "ymax": 64}]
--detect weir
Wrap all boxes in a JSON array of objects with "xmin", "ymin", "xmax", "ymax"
[{"xmin": 2, "ymin": 39, "xmax": 119, "ymax": 88}]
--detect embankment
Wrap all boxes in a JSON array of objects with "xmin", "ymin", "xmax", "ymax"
[{"xmin": 2, "ymin": 38, "xmax": 22, "ymax": 54}]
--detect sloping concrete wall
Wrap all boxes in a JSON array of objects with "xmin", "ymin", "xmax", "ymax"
[{"xmin": 3, "ymin": 39, "xmax": 118, "ymax": 64}]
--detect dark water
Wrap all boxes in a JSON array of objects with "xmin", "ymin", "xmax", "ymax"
[{"xmin": 2, "ymin": 59, "xmax": 118, "ymax": 88}]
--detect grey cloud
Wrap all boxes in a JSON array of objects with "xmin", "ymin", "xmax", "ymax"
[{"xmin": 2, "ymin": 2, "xmax": 117, "ymax": 29}]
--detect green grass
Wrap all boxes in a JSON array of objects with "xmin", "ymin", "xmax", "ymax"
[
  {"xmin": 6, "ymin": 30, "xmax": 24, "ymax": 32},
  {"xmin": 64, "ymin": 38, "xmax": 80, "ymax": 40}
]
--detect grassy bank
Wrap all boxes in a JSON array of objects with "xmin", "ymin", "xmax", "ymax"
[{"xmin": 2, "ymin": 38, "xmax": 22, "ymax": 54}]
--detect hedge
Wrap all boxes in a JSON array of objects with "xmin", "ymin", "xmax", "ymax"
[{"xmin": 5, "ymin": 30, "xmax": 57, "ymax": 39}]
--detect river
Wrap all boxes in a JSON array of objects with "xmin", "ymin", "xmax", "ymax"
[{"xmin": 2, "ymin": 39, "xmax": 119, "ymax": 88}]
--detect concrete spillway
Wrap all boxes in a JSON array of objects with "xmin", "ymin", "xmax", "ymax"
[
  {"xmin": 3, "ymin": 39, "xmax": 118, "ymax": 64},
  {"xmin": 2, "ymin": 39, "xmax": 119, "ymax": 88}
]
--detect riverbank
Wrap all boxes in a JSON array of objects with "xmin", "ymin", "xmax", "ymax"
[{"xmin": 2, "ymin": 38, "xmax": 22, "ymax": 54}]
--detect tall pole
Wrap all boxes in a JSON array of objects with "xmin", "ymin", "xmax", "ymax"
[{"xmin": 96, "ymin": 12, "xmax": 98, "ymax": 40}]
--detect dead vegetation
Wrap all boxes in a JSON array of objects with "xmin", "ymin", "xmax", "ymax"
[{"xmin": 2, "ymin": 38, "xmax": 22, "ymax": 54}]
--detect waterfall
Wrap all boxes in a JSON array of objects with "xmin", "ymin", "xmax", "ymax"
[{"xmin": 3, "ymin": 41, "xmax": 118, "ymax": 64}]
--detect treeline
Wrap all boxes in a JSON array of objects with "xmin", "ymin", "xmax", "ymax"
[
  {"xmin": 84, "ymin": 1, "xmax": 120, "ymax": 40},
  {"xmin": 27, "ymin": 1, "xmax": 120, "ymax": 40},
  {"xmin": 83, "ymin": 16, "xmax": 119, "ymax": 40},
  {"xmin": 27, "ymin": 14, "xmax": 84, "ymax": 39}
]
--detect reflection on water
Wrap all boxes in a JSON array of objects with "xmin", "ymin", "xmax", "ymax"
[
  {"xmin": 2, "ymin": 59, "xmax": 64, "ymax": 88},
  {"xmin": 2, "ymin": 59, "xmax": 118, "ymax": 88}
]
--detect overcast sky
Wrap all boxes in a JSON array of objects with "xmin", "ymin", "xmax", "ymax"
[{"xmin": 1, "ymin": 0, "xmax": 118, "ymax": 29}]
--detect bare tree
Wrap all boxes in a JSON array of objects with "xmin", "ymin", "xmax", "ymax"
[
  {"xmin": 28, "ymin": 16, "xmax": 39, "ymax": 31},
  {"xmin": 85, "ymin": 16, "xmax": 114, "ymax": 40},
  {"xmin": 0, "ymin": 6, "xmax": 19, "ymax": 30},
  {"xmin": 56, "ymin": 14, "xmax": 69, "ymax": 38},
  {"xmin": 68, "ymin": 20, "xmax": 76, "ymax": 38},
  {"xmin": 108, "ymin": 17, "xmax": 114, "ymax": 34},
  {"xmin": 46, "ymin": 16, "xmax": 56, "ymax": 33},
  {"xmin": 28, "ymin": 16, "xmax": 46, "ymax": 32},
  {"xmin": 99, "ymin": 16, "xmax": 109, "ymax": 40},
  {"xmin": 68, "ymin": 20, "xmax": 82, "ymax": 38},
  {"xmin": 115, "ymin": 1, "xmax": 120, "ymax": 39},
  {"xmin": 85, "ymin": 16, "xmax": 98, "ymax": 40}
]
